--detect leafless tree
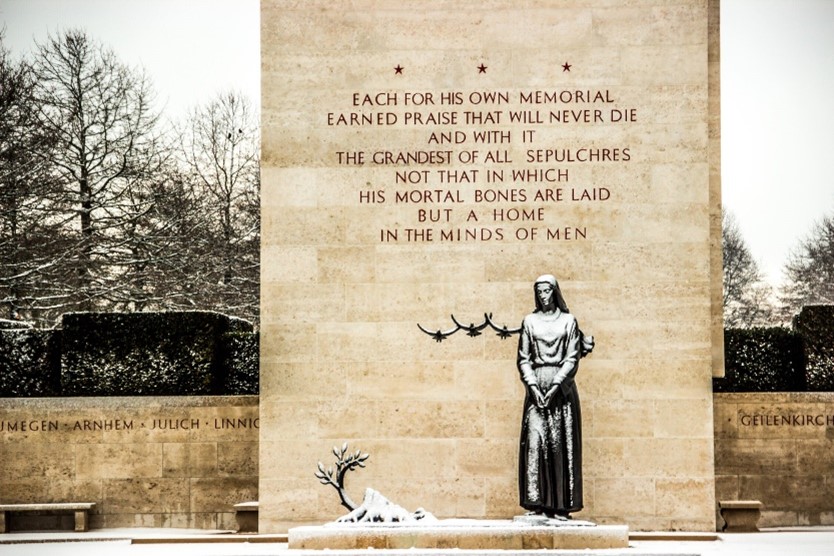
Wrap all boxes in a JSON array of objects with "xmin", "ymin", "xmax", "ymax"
[
  {"xmin": 722, "ymin": 209, "xmax": 774, "ymax": 327},
  {"xmin": 2, "ymin": 31, "xmax": 259, "ymax": 327},
  {"xmin": 180, "ymin": 91, "xmax": 260, "ymax": 322},
  {"xmin": 780, "ymin": 212, "xmax": 834, "ymax": 319},
  {"xmin": 0, "ymin": 32, "xmax": 68, "ymax": 322},
  {"xmin": 100, "ymin": 160, "xmax": 204, "ymax": 312},
  {"xmin": 30, "ymin": 29, "xmax": 165, "ymax": 313}
]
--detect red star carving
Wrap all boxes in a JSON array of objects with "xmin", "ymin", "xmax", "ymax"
[
  {"xmin": 562, "ymin": 61, "xmax": 572, "ymax": 72},
  {"xmin": 394, "ymin": 64, "xmax": 404, "ymax": 74},
  {"xmin": 477, "ymin": 63, "xmax": 487, "ymax": 74}
]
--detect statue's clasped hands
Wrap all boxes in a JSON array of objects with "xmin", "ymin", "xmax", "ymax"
[{"xmin": 530, "ymin": 384, "xmax": 561, "ymax": 409}]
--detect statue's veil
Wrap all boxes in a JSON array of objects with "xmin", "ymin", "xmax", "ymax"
[{"xmin": 533, "ymin": 274, "xmax": 570, "ymax": 313}]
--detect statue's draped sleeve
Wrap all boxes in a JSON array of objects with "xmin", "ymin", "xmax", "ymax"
[
  {"xmin": 554, "ymin": 316, "xmax": 580, "ymax": 391},
  {"xmin": 517, "ymin": 317, "xmax": 537, "ymax": 387}
]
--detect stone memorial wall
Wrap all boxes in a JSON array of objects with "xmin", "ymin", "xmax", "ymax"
[
  {"xmin": 714, "ymin": 392, "xmax": 834, "ymax": 528},
  {"xmin": 0, "ymin": 396, "xmax": 258, "ymax": 530},
  {"xmin": 261, "ymin": 0, "xmax": 721, "ymax": 532}
]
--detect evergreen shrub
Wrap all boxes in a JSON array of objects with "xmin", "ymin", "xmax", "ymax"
[
  {"xmin": 61, "ymin": 311, "xmax": 254, "ymax": 396},
  {"xmin": 221, "ymin": 331, "xmax": 259, "ymax": 395},
  {"xmin": 793, "ymin": 305, "xmax": 834, "ymax": 391},
  {"xmin": 715, "ymin": 327, "xmax": 806, "ymax": 392},
  {"xmin": 0, "ymin": 328, "xmax": 61, "ymax": 397}
]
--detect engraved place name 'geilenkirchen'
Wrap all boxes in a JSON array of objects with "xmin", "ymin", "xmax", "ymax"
[{"xmin": 740, "ymin": 413, "xmax": 834, "ymax": 427}]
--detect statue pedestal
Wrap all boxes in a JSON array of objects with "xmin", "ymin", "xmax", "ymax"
[{"xmin": 288, "ymin": 519, "xmax": 629, "ymax": 550}]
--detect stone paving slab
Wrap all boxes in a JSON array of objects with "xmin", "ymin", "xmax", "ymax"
[
  {"xmin": 0, "ymin": 528, "xmax": 286, "ymax": 545},
  {"xmin": 289, "ymin": 521, "xmax": 629, "ymax": 550},
  {"xmin": 2, "ymin": 527, "xmax": 834, "ymax": 556}
]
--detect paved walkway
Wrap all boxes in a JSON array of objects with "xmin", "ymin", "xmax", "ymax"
[{"xmin": 0, "ymin": 528, "xmax": 832, "ymax": 555}]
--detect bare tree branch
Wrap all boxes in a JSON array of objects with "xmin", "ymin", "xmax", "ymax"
[
  {"xmin": 722, "ymin": 209, "xmax": 775, "ymax": 327},
  {"xmin": 780, "ymin": 212, "xmax": 834, "ymax": 320}
]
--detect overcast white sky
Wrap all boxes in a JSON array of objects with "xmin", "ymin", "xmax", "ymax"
[
  {"xmin": 1, "ymin": 0, "xmax": 832, "ymax": 289},
  {"xmin": 1, "ymin": 0, "xmax": 259, "ymax": 118},
  {"xmin": 721, "ymin": 0, "xmax": 834, "ymax": 287}
]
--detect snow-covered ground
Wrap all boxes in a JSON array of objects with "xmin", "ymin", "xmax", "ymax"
[{"xmin": 2, "ymin": 529, "xmax": 834, "ymax": 555}]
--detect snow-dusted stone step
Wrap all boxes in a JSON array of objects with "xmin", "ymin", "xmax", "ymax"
[{"xmin": 288, "ymin": 519, "xmax": 629, "ymax": 550}]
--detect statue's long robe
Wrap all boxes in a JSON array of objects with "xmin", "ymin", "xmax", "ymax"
[{"xmin": 517, "ymin": 310, "xmax": 583, "ymax": 515}]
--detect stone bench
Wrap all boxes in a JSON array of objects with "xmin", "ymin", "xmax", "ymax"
[
  {"xmin": 234, "ymin": 501, "xmax": 258, "ymax": 533},
  {"xmin": 0, "ymin": 503, "xmax": 96, "ymax": 533},
  {"xmin": 718, "ymin": 500, "xmax": 763, "ymax": 532}
]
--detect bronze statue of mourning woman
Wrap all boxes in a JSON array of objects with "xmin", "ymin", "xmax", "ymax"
[{"xmin": 516, "ymin": 274, "xmax": 594, "ymax": 520}]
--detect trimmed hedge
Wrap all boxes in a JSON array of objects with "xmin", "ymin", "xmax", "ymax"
[
  {"xmin": 715, "ymin": 327, "xmax": 807, "ymax": 392},
  {"xmin": 61, "ymin": 311, "xmax": 254, "ymax": 396},
  {"xmin": 221, "ymin": 332, "xmax": 259, "ymax": 395},
  {"xmin": 793, "ymin": 305, "xmax": 834, "ymax": 391},
  {"xmin": 0, "ymin": 328, "xmax": 61, "ymax": 397}
]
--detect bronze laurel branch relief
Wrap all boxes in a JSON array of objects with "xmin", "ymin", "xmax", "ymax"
[
  {"xmin": 417, "ymin": 313, "xmax": 520, "ymax": 342},
  {"xmin": 417, "ymin": 312, "xmax": 594, "ymax": 356}
]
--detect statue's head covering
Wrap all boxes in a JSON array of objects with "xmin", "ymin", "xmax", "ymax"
[{"xmin": 534, "ymin": 274, "xmax": 570, "ymax": 313}]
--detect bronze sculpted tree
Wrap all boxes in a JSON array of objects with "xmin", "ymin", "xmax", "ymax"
[{"xmin": 517, "ymin": 275, "xmax": 592, "ymax": 519}]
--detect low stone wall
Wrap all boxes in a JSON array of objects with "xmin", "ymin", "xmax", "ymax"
[
  {"xmin": 0, "ymin": 396, "xmax": 258, "ymax": 530},
  {"xmin": 714, "ymin": 392, "xmax": 834, "ymax": 527}
]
